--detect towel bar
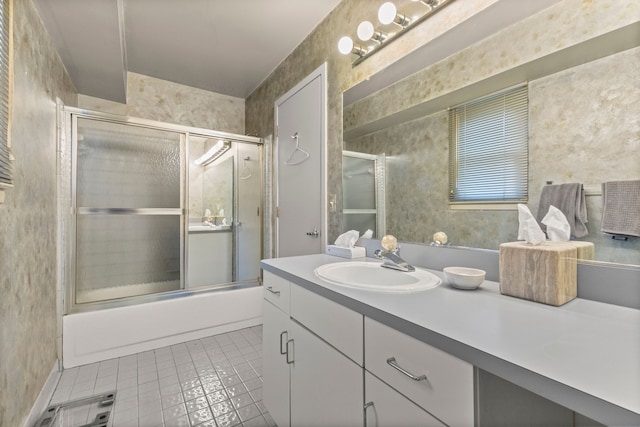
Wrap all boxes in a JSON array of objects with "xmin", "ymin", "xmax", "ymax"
[{"xmin": 610, "ymin": 235, "xmax": 629, "ymax": 241}]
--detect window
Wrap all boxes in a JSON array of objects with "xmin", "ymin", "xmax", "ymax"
[
  {"xmin": 0, "ymin": 0, "xmax": 11, "ymax": 194},
  {"xmin": 448, "ymin": 84, "xmax": 528, "ymax": 206}
]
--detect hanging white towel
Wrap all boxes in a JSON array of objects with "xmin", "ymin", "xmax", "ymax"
[{"xmin": 601, "ymin": 180, "xmax": 640, "ymax": 237}]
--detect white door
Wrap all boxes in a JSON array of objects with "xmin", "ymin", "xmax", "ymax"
[{"xmin": 275, "ymin": 63, "xmax": 327, "ymax": 257}]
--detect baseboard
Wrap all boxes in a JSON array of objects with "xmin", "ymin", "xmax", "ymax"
[{"xmin": 22, "ymin": 360, "xmax": 61, "ymax": 427}]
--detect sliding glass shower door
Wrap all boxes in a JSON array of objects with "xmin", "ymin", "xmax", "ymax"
[{"xmin": 73, "ymin": 117, "xmax": 184, "ymax": 304}]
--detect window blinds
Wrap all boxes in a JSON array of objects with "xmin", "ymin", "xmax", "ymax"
[
  {"xmin": 0, "ymin": 0, "xmax": 10, "ymax": 187},
  {"xmin": 448, "ymin": 84, "xmax": 528, "ymax": 203}
]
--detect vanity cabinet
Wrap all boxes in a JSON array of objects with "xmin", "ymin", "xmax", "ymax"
[
  {"xmin": 262, "ymin": 299, "xmax": 291, "ymax": 426},
  {"xmin": 289, "ymin": 320, "xmax": 362, "ymax": 426},
  {"xmin": 365, "ymin": 372, "xmax": 445, "ymax": 427},
  {"xmin": 262, "ymin": 271, "xmax": 364, "ymax": 427},
  {"xmin": 365, "ymin": 317, "xmax": 474, "ymax": 427}
]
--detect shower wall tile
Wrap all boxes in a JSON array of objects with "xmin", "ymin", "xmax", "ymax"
[
  {"xmin": 78, "ymin": 71, "xmax": 245, "ymax": 135},
  {"xmin": 0, "ymin": 0, "xmax": 78, "ymax": 426}
]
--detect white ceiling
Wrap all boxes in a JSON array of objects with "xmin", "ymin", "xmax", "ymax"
[{"xmin": 33, "ymin": 0, "xmax": 341, "ymax": 102}]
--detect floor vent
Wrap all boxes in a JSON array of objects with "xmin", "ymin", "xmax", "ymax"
[{"xmin": 33, "ymin": 392, "xmax": 115, "ymax": 427}]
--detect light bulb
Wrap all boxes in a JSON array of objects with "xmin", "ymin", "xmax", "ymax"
[
  {"xmin": 338, "ymin": 36, "xmax": 354, "ymax": 55},
  {"xmin": 357, "ymin": 21, "xmax": 375, "ymax": 41},
  {"xmin": 378, "ymin": 2, "xmax": 397, "ymax": 25}
]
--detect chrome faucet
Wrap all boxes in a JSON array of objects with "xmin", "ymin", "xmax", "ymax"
[{"xmin": 374, "ymin": 235, "xmax": 415, "ymax": 272}]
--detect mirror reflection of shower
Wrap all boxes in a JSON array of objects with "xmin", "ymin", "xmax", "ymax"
[{"xmin": 342, "ymin": 150, "xmax": 386, "ymax": 238}]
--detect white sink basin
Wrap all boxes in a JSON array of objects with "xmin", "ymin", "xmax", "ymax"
[{"xmin": 314, "ymin": 261, "xmax": 441, "ymax": 292}]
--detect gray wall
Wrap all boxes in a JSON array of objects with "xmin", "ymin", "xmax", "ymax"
[{"xmin": 0, "ymin": 0, "xmax": 77, "ymax": 425}]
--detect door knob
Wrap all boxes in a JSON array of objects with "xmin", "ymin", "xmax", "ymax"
[{"xmin": 306, "ymin": 228, "xmax": 319, "ymax": 237}]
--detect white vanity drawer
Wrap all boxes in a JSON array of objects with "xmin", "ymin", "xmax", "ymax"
[
  {"xmin": 365, "ymin": 372, "xmax": 445, "ymax": 427},
  {"xmin": 290, "ymin": 285, "xmax": 363, "ymax": 366},
  {"xmin": 365, "ymin": 317, "xmax": 474, "ymax": 427},
  {"xmin": 262, "ymin": 271, "xmax": 290, "ymax": 314}
]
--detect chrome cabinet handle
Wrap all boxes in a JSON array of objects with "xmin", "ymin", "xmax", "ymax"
[
  {"xmin": 266, "ymin": 286, "xmax": 280, "ymax": 296},
  {"xmin": 386, "ymin": 357, "xmax": 427, "ymax": 381},
  {"xmin": 306, "ymin": 228, "xmax": 319, "ymax": 237},
  {"xmin": 279, "ymin": 331, "xmax": 288, "ymax": 355},
  {"xmin": 286, "ymin": 339, "xmax": 294, "ymax": 364}
]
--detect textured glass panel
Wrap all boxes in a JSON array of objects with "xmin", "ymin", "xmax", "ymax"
[
  {"xmin": 75, "ymin": 215, "xmax": 181, "ymax": 303},
  {"xmin": 343, "ymin": 156, "xmax": 376, "ymax": 210},
  {"xmin": 76, "ymin": 118, "xmax": 182, "ymax": 208},
  {"xmin": 344, "ymin": 213, "xmax": 377, "ymax": 236}
]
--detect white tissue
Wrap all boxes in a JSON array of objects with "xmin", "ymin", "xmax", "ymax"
[
  {"xmin": 517, "ymin": 204, "xmax": 546, "ymax": 245},
  {"xmin": 541, "ymin": 205, "xmax": 571, "ymax": 241},
  {"xmin": 334, "ymin": 230, "xmax": 360, "ymax": 248},
  {"xmin": 355, "ymin": 229, "xmax": 373, "ymax": 247}
]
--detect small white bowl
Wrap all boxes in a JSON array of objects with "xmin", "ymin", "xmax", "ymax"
[{"xmin": 443, "ymin": 267, "xmax": 486, "ymax": 290}]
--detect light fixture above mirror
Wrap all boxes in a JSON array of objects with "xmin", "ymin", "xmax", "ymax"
[{"xmin": 338, "ymin": 0, "xmax": 455, "ymax": 66}]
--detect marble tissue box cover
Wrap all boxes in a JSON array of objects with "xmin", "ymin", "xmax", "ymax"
[{"xmin": 498, "ymin": 241, "xmax": 594, "ymax": 306}]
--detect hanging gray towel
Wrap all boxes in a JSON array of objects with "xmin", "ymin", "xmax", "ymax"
[
  {"xmin": 601, "ymin": 180, "xmax": 640, "ymax": 237},
  {"xmin": 537, "ymin": 183, "xmax": 588, "ymax": 238}
]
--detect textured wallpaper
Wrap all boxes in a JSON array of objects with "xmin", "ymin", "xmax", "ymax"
[
  {"xmin": 346, "ymin": 48, "xmax": 640, "ymax": 264},
  {"xmin": 78, "ymin": 71, "xmax": 245, "ymax": 134},
  {"xmin": 247, "ymin": 0, "xmax": 639, "ymax": 264},
  {"xmin": 0, "ymin": 0, "xmax": 78, "ymax": 425},
  {"xmin": 245, "ymin": 0, "xmax": 503, "ymax": 255}
]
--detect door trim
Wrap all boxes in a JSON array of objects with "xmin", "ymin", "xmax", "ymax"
[{"xmin": 274, "ymin": 62, "xmax": 328, "ymax": 257}]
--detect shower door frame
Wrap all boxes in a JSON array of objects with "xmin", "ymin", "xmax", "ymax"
[
  {"xmin": 61, "ymin": 107, "xmax": 263, "ymax": 314},
  {"xmin": 342, "ymin": 150, "xmax": 386, "ymax": 238}
]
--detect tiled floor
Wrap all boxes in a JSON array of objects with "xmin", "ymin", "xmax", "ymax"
[{"xmin": 49, "ymin": 326, "xmax": 275, "ymax": 427}]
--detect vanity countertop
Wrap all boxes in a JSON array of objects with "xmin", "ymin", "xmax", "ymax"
[{"xmin": 261, "ymin": 254, "xmax": 640, "ymax": 426}]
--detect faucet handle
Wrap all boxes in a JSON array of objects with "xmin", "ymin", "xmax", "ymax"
[{"xmin": 381, "ymin": 235, "xmax": 398, "ymax": 252}]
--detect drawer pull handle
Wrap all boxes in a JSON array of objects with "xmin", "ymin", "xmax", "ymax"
[
  {"xmin": 386, "ymin": 357, "xmax": 427, "ymax": 381},
  {"xmin": 279, "ymin": 331, "xmax": 288, "ymax": 355},
  {"xmin": 266, "ymin": 286, "xmax": 280, "ymax": 296}
]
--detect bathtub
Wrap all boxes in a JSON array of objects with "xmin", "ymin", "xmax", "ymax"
[{"xmin": 62, "ymin": 285, "xmax": 263, "ymax": 368}]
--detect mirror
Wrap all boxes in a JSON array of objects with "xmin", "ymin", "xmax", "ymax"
[{"xmin": 342, "ymin": 31, "xmax": 640, "ymax": 266}]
